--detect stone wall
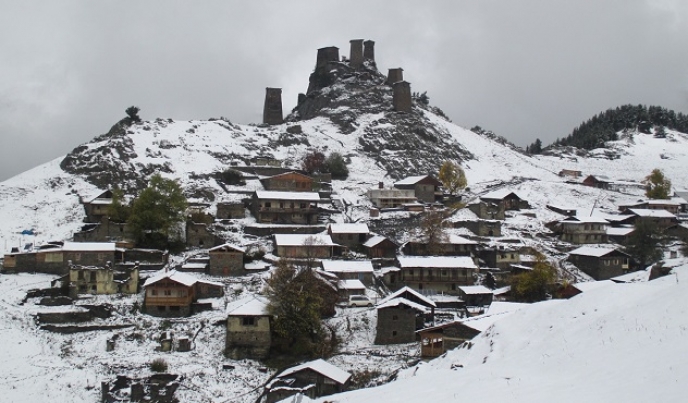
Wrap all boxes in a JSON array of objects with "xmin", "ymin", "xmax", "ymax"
[
  {"xmin": 263, "ymin": 87, "xmax": 284, "ymax": 125},
  {"xmin": 225, "ymin": 316, "xmax": 271, "ymax": 359},
  {"xmin": 393, "ymin": 81, "xmax": 412, "ymax": 113},
  {"xmin": 375, "ymin": 305, "xmax": 420, "ymax": 344}
]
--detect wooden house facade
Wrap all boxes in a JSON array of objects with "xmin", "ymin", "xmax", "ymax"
[
  {"xmin": 567, "ymin": 246, "xmax": 631, "ymax": 280},
  {"xmin": 393, "ymin": 175, "xmax": 443, "ymax": 203},
  {"xmin": 398, "ymin": 256, "xmax": 477, "ymax": 294},
  {"xmin": 327, "ymin": 223, "xmax": 369, "ymax": 248},
  {"xmin": 252, "ymin": 191, "xmax": 321, "ymax": 224},
  {"xmin": 273, "ymin": 234, "xmax": 340, "ymax": 259},
  {"xmin": 417, "ymin": 321, "xmax": 481, "ymax": 358},
  {"xmin": 143, "ymin": 270, "xmax": 223, "ymax": 317},
  {"xmin": 259, "ymin": 171, "xmax": 314, "ymax": 192},
  {"xmin": 266, "ymin": 359, "xmax": 351, "ymax": 403},
  {"xmin": 362, "ymin": 235, "xmax": 398, "ymax": 259}
]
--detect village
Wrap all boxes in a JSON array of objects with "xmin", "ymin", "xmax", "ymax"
[
  {"xmin": 2, "ymin": 158, "xmax": 685, "ymax": 402},
  {"xmin": 1, "ymin": 39, "xmax": 687, "ymax": 403}
]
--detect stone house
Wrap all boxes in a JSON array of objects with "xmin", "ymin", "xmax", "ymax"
[
  {"xmin": 216, "ymin": 201, "xmax": 246, "ymax": 220},
  {"xmin": 273, "ymin": 234, "xmax": 340, "ymax": 259},
  {"xmin": 453, "ymin": 219, "xmax": 503, "ymax": 237},
  {"xmin": 362, "ymin": 235, "xmax": 399, "ymax": 259},
  {"xmin": 143, "ymin": 269, "xmax": 223, "ymax": 317},
  {"xmin": 607, "ymin": 227, "xmax": 635, "ymax": 244},
  {"xmin": 479, "ymin": 247, "xmax": 520, "ymax": 269},
  {"xmin": 375, "ymin": 288, "xmax": 435, "ymax": 345},
  {"xmin": 320, "ymin": 259, "xmax": 374, "ymax": 285},
  {"xmin": 367, "ymin": 185, "xmax": 417, "ymax": 208},
  {"xmin": 225, "ymin": 296, "xmax": 271, "ymax": 360},
  {"xmin": 665, "ymin": 223, "xmax": 688, "ymax": 242},
  {"xmin": 251, "ymin": 190, "xmax": 321, "ymax": 224},
  {"xmin": 208, "ymin": 243, "xmax": 246, "ymax": 276},
  {"xmin": 558, "ymin": 169, "xmax": 582, "ymax": 179},
  {"xmin": 457, "ymin": 285, "xmax": 494, "ymax": 309},
  {"xmin": 81, "ymin": 190, "xmax": 113, "ymax": 223},
  {"xmin": 567, "ymin": 246, "xmax": 632, "ymax": 280},
  {"xmin": 417, "ymin": 321, "xmax": 481, "ymax": 358},
  {"xmin": 327, "ymin": 223, "xmax": 370, "ymax": 249},
  {"xmin": 402, "ymin": 234, "xmax": 477, "ymax": 257},
  {"xmin": 582, "ymin": 174, "xmax": 612, "ymax": 189},
  {"xmin": 393, "ymin": 175, "xmax": 443, "ymax": 203},
  {"xmin": 259, "ymin": 171, "xmax": 315, "ymax": 192},
  {"xmin": 69, "ymin": 263, "xmax": 138, "ymax": 295},
  {"xmin": 627, "ymin": 208, "xmax": 678, "ymax": 229},
  {"xmin": 618, "ymin": 199, "xmax": 683, "ymax": 215},
  {"xmin": 397, "ymin": 256, "xmax": 477, "ymax": 294},
  {"xmin": 186, "ymin": 221, "xmax": 222, "ymax": 248},
  {"xmin": 557, "ymin": 216, "xmax": 609, "ymax": 244},
  {"xmin": 479, "ymin": 189, "xmax": 529, "ymax": 211},
  {"xmin": 467, "ymin": 201, "xmax": 506, "ymax": 220},
  {"xmin": 72, "ymin": 216, "xmax": 129, "ymax": 243},
  {"xmin": 265, "ymin": 359, "xmax": 351, "ymax": 403}
]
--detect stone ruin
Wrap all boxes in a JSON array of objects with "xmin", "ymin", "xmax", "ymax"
[{"xmin": 101, "ymin": 374, "xmax": 179, "ymax": 403}]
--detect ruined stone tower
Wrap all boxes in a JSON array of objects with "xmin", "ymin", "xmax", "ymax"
[
  {"xmin": 363, "ymin": 40, "xmax": 375, "ymax": 62},
  {"xmin": 349, "ymin": 39, "xmax": 364, "ymax": 68},
  {"xmin": 263, "ymin": 87, "xmax": 284, "ymax": 125},
  {"xmin": 393, "ymin": 81, "xmax": 412, "ymax": 113},
  {"xmin": 315, "ymin": 46, "xmax": 340, "ymax": 70},
  {"xmin": 387, "ymin": 68, "xmax": 404, "ymax": 85}
]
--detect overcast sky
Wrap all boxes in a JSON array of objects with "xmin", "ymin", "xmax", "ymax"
[{"xmin": 1, "ymin": 0, "xmax": 687, "ymax": 181}]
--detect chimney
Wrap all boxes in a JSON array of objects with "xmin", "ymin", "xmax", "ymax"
[
  {"xmin": 378, "ymin": 182, "xmax": 384, "ymax": 189},
  {"xmin": 363, "ymin": 40, "xmax": 375, "ymax": 62},
  {"xmin": 349, "ymin": 39, "xmax": 364, "ymax": 68},
  {"xmin": 263, "ymin": 87, "xmax": 284, "ymax": 125}
]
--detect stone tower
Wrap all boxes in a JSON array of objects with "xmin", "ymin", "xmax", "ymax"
[
  {"xmin": 393, "ymin": 81, "xmax": 412, "ymax": 113},
  {"xmin": 349, "ymin": 39, "xmax": 364, "ymax": 68},
  {"xmin": 387, "ymin": 68, "xmax": 404, "ymax": 85},
  {"xmin": 263, "ymin": 87, "xmax": 283, "ymax": 125},
  {"xmin": 363, "ymin": 40, "xmax": 375, "ymax": 62},
  {"xmin": 315, "ymin": 46, "xmax": 340, "ymax": 69}
]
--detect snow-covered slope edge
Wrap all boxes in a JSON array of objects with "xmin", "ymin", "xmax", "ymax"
[{"xmin": 309, "ymin": 266, "xmax": 688, "ymax": 403}]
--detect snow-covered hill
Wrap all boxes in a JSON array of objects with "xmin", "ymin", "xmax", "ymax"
[{"xmin": 308, "ymin": 264, "xmax": 688, "ymax": 403}]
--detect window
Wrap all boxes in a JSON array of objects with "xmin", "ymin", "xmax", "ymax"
[
  {"xmin": 392, "ymin": 331, "xmax": 397, "ymax": 337},
  {"xmin": 90, "ymin": 272, "xmax": 96, "ymax": 281},
  {"xmin": 151, "ymin": 289, "xmax": 158, "ymax": 296},
  {"xmin": 265, "ymin": 202, "xmax": 271, "ymax": 208},
  {"xmin": 164, "ymin": 289, "xmax": 172, "ymax": 296},
  {"xmin": 392, "ymin": 315, "xmax": 398, "ymax": 321},
  {"xmin": 243, "ymin": 316, "xmax": 256, "ymax": 326},
  {"xmin": 78, "ymin": 271, "xmax": 85, "ymax": 280}
]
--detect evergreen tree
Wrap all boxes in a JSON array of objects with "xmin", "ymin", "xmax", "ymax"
[
  {"xmin": 510, "ymin": 254, "xmax": 556, "ymax": 302},
  {"xmin": 322, "ymin": 152, "xmax": 349, "ymax": 179},
  {"xmin": 625, "ymin": 220, "xmax": 663, "ymax": 268},
  {"xmin": 107, "ymin": 186, "xmax": 130, "ymax": 223},
  {"xmin": 127, "ymin": 174, "xmax": 187, "ymax": 248}
]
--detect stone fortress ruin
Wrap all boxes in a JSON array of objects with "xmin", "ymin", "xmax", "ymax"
[{"xmin": 262, "ymin": 39, "xmax": 414, "ymax": 124}]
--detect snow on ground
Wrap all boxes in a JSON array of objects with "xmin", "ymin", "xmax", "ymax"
[{"xmin": 307, "ymin": 266, "xmax": 688, "ymax": 403}]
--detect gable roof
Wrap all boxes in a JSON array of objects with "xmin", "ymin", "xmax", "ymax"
[
  {"xmin": 569, "ymin": 246, "xmax": 629, "ymax": 258},
  {"xmin": 321, "ymin": 260, "xmax": 374, "ymax": 273},
  {"xmin": 458, "ymin": 285, "xmax": 493, "ymax": 295},
  {"xmin": 393, "ymin": 175, "xmax": 441, "ymax": 186},
  {"xmin": 397, "ymin": 256, "xmax": 477, "ymax": 269},
  {"xmin": 226, "ymin": 296, "xmax": 270, "ymax": 316},
  {"xmin": 62, "ymin": 241, "xmax": 116, "ymax": 252},
  {"xmin": 143, "ymin": 269, "xmax": 199, "ymax": 287},
  {"xmin": 363, "ymin": 235, "xmax": 398, "ymax": 248},
  {"xmin": 377, "ymin": 296, "xmax": 430, "ymax": 312},
  {"xmin": 480, "ymin": 189, "xmax": 523, "ymax": 201},
  {"xmin": 328, "ymin": 223, "xmax": 370, "ymax": 234},
  {"xmin": 560, "ymin": 216, "xmax": 609, "ymax": 224},
  {"xmin": 208, "ymin": 243, "xmax": 246, "ymax": 253},
  {"xmin": 276, "ymin": 359, "xmax": 351, "ymax": 385},
  {"xmin": 378, "ymin": 286, "xmax": 436, "ymax": 308},
  {"xmin": 262, "ymin": 171, "xmax": 313, "ymax": 181},
  {"xmin": 273, "ymin": 234, "xmax": 337, "ymax": 247},
  {"xmin": 338, "ymin": 279, "xmax": 366, "ymax": 290},
  {"xmin": 628, "ymin": 208, "xmax": 676, "ymax": 218},
  {"xmin": 254, "ymin": 191, "xmax": 320, "ymax": 202}
]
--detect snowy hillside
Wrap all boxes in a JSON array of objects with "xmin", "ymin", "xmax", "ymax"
[{"xmin": 308, "ymin": 264, "xmax": 688, "ymax": 403}]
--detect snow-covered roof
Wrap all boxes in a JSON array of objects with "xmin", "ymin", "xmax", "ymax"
[
  {"xmin": 338, "ymin": 279, "xmax": 365, "ymax": 290},
  {"xmin": 273, "ymin": 234, "xmax": 336, "ymax": 246},
  {"xmin": 226, "ymin": 296, "xmax": 270, "ymax": 316},
  {"xmin": 328, "ymin": 223, "xmax": 369, "ymax": 234},
  {"xmin": 254, "ymin": 190, "xmax": 320, "ymax": 201},
  {"xmin": 397, "ymin": 256, "xmax": 477, "ymax": 269},
  {"xmin": 647, "ymin": 198, "xmax": 683, "ymax": 206},
  {"xmin": 378, "ymin": 286, "xmax": 436, "ymax": 307},
  {"xmin": 377, "ymin": 297, "xmax": 429, "ymax": 312},
  {"xmin": 143, "ymin": 269, "xmax": 199, "ymax": 287},
  {"xmin": 362, "ymin": 235, "xmax": 396, "ymax": 248},
  {"xmin": 321, "ymin": 260, "xmax": 374, "ymax": 273},
  {"xmin": 607, "ymin": 227, "xmax": 635, "ymax": 236},
  {"xmin": 394, "ymin": 175, "xmax": 432, "ymax": 186},
  {"xmin": 208, "ymin": 243, "xmax": 246, "ymax": 253},
  {"xmin": 480, "ymin": 189, "xmax": 523, "ymax": 201},
  {"xmin": 180, "ymin": 262, "xmax": 208, "ymax": 270},
  {"xmin": 569, "ymin": 246, "xmax": 625, "ymax": 258},
  {"xmin": 458, "ymin": 285, "xmax": 493, "ymax": 295},
  {"xmin": 276, "ymin": 359, "xmax": 351, "ymax": 385},
  {"xmin": 560, "ymin": 216, "xmax": 609, "ymax": 224},
  {"xmin": 61, "ymin": 241, "xmax": 116, "ymax": 252},
  {"xmin": 628, "ymin": 208, "xmax": 676, "ymax": 218}
]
